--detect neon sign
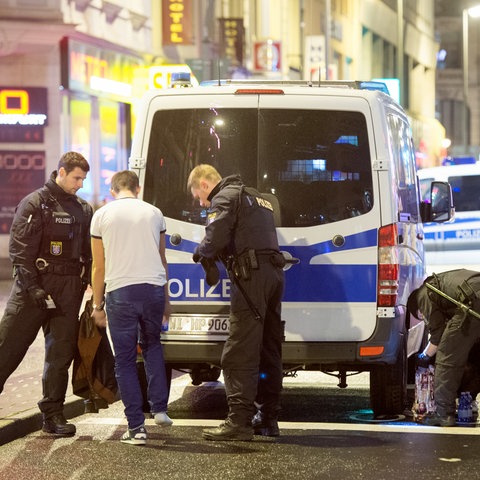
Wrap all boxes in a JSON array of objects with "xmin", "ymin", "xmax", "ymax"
[
  {"xmin": 0, "ymin": 88, "xmax": 48, "ymax": 126},
  {"xmin": 162, "ymin": 0, "xmax": 193, "ymax": 45},
  {"xmin": 61, "ymin": 38, "xmax": 142, "ymax": 97}
]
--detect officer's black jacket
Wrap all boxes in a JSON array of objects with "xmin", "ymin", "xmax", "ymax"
[
  {"xmin": 421, "ymin": 269, "xmax": 480, "ymax": 345},
  {"xmin": 196, "ymin": 175, "xmax": 279, "ymax": 261},
  {"xmin": 9, "ymin": 171, "xmax": 93, "ymax": 290}
]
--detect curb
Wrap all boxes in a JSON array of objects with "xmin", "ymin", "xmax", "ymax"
[{"xmin": 0, "ymin": 397, "xmax": 85, "ymax": 446}]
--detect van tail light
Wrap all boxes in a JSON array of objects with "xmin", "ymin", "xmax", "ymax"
[
  {"xmin": 234, "ymin": 89, "xmax": 284, "ymax": 95},
  {"xmin": 377, "ymin": 224, "xmax": 399, "ymax": 307}
]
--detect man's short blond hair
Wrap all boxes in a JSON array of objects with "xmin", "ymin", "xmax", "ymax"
[{"xmin": 187, "ymin": 164, "xmax": 222, "ymax": 190}]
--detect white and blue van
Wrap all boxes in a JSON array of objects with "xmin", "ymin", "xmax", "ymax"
[
  {"xmin": 418, "ymin": 163, "xmax": 480, "ymax": 273},
  {"xmin": 130, "ymin": 80, "xmax": 451, "ymax": 417}
]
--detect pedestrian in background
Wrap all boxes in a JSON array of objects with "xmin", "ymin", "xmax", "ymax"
[
  {"xmin": 187, "ymin": 164, "xmax": 285, "ymax": 441},
  {"xmin": 0, "ymin": 151, "xmax": 93, "ymax": 436},
  {"xmin": 407, "ymin": 269, "xmax": 480, "ymax": 426},
  {"xmin": 90, "ymin": 170, "xmax": 172, "ymax": 446}
]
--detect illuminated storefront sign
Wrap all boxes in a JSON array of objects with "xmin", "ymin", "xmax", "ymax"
[
  {"xmin": 61, "ymin": 38, "xmax": 143, "ymax": 98},
  {"xmin": 0, "ymin": 87, "xmax": 47, "ymax": 143},
  {"xmin": 0, "ymin": 88, "xmax": 47, "ymax": 126},
  {"xmin": 0, "ymin": 150, "xmax": 45, "ymax": 233},
  {"xmin": 162, "ymin": 0, "xmax": 193, "ymax": 45}
]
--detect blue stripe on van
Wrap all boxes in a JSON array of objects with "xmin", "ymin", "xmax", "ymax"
[
  {"xmin": 283, "ymin": 228, "xmax": 378, "ymax": 262},
  {"xmin": 283, "ymin": 263, "xmax": 377, "ymax": 302},
  {"xmin": 167, "ymin": 263, "xmax": 377, "ymax": 302},
  {"xmin": 167, "ymin": 229, "xmax": 378, "ymax": 303}
]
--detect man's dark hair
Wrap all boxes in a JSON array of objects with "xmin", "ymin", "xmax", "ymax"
[
  {"xmin": 111, "ymin": 170, "xmax": 139, "ymax": 194},
  {"xmin": 58, "ymin": 151, "xmax": 90, "ymax": 174}
]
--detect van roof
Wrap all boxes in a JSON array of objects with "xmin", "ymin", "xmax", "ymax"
[
  {"xmin": 417, "ymin": 163, "xmax": 480, "ymax": 180},
  {"xmin": 140, "ymin": 80, "xmax": 400, "ymax": 109},
  {"xmin": 199, "ymin": 79, "xmax": 390, "ymax": 93}
]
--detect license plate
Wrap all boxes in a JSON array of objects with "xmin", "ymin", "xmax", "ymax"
[{"xmin": 165, "ymin": 315, "xmax": 230, "ymax": 335}]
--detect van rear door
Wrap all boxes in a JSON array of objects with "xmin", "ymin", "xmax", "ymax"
[{"xmin": 256, "ymin": 92, "xmax": 379, "ymax": 343}]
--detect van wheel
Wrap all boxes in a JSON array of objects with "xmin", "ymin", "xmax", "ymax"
[
  {"xmin": 369, "ymin": 336, "xmax": 407, "ymax": 417},
  {"xmin": 189, "ymin": 366, "xmax": 222, "ymax": 385}
]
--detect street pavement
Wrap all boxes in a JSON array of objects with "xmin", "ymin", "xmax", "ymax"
[
  {"xmin": 2, "ymin": 370, "xmax": 480, "ymax": 480},
  {"xmin": 3, "ymin": 274, "xmax": 480, "ymax": 479}
]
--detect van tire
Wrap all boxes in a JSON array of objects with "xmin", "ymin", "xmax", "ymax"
[
  {"xmin": 369, "ymin": 336, "xmax": 407, "ymax": 417},
  {"xmin": 189, "ymin": 366, "xmax": 221, "ymax": 385}
]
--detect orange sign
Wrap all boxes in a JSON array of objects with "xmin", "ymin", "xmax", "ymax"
[
  {"xmin": 0, "ymin": 87, "xmax": 48, "ymax": 130},
  {"xmin": 162, "ymin": 0, "xmax": 193, "ymax": 45}
]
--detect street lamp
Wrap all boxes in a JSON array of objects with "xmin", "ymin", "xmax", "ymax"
[{"xmin": 462, "ymin": 5, "xmax": 480, "ymax": 154}]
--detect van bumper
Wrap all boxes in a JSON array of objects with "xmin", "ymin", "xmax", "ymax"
[{"xmin": 161, "ymin": 315, "xmax": 406, "ymax": 370}]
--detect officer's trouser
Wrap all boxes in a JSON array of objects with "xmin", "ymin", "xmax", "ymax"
[
  {"xmin": 435, "ymin": 306, "xmax": 480, "ymax": 417},
  {"xmin": 0, "ymin": 274, "xmax": 84, "ymax": 418},
  {"xmin": 221, "ymin": 262, "xmax": 284, "ymax": 426}
]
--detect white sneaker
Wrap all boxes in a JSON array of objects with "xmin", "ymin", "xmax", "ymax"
[
  {"xmin": 154, "ymin": 412, "xmax": 173, "ymax": 427},
  {"xmin": 121, "ymin": 425, "xmax": 147, "ymax": 445}
]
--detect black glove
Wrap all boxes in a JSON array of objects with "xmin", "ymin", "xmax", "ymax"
[
  {"xmin": 200, "ymin": 257, "xmax": 220, "ymax": 286},
  {"xmin": 27, "ymin": 285, "xmax": 48, "ymax": 310},
  {"xmin": 415, "ymin": 352, "xmax": 433, "ymax": 368},
  {"xmin": 192, "ymin": 251, "xmax": 201, "ymax": 263}
]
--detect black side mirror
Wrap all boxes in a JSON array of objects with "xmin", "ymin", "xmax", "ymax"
[{"xmin": 420, "ymin": 181, "xmax": 454, "ymax": 223}]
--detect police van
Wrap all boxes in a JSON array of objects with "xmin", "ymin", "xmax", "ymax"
[
  {"xmin": 418, "ymin": 163, "xmax": 480, "ymax": 273},
  {"xmin": 129, "ymin": 80, "xmax": 451, "ymax": 417}
]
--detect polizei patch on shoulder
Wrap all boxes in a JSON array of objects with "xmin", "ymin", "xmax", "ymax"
[{"xmin": 255, "ymin": 196, "xmax": 273, "ymax": 211}]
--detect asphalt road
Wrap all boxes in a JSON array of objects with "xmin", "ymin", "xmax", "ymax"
[
  {"xmin": 1, "ymin": 372, "xmax": 480, "ymax": 480},
  {"xmin": 2, "ymin": 274, "xmax": 480, "ymax": 479}
]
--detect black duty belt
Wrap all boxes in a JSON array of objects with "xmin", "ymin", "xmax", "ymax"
[
  {"xmin": 255, "ymin": 253, "xmax": 276, "ymax": 264},
  {"xmin": 35, "ymin": 257, "xmax": 82, "ymax": 275}
]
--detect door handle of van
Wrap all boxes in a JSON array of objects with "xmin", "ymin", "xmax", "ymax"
[
  {"xmin": 280, "ymin": 251, "xmax": 299, "ymax": 271},
  {"xmin": 417, "ymin": 233, "xmax": 424, "ymax": 240}
]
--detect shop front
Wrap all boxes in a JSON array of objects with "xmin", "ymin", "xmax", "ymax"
[{"xmin": 60, "ymin": 36, "xmax": 144, "ymax": 207}]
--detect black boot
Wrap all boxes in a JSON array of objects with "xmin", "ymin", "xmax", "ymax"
[
  {"xmin": 42, "ymin": 414, "xmax": 76, "ymax": 436},
  {"xmin": 203, "ymin": 418, "xmax": 253, "ymax": 441},
  {"xmin": 252, "ymin": 411, "xmax": 280, "ymax": 436}
]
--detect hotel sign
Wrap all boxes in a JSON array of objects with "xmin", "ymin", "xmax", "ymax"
[{"xmin": 162, "ymin": 0, "xmax": 193, "ymax": 45}]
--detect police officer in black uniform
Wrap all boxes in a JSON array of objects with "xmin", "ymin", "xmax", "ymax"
[
  {"xmin": 0, "ymin": 151, "xmax": 93, "ymax": 436},
  {"xmin": 407, "ymin": 269, "xmax": 480, "ymax": 426},
  {"xmin": 187, "ymin": 164, "xmax": 285, "ymax": 441}
]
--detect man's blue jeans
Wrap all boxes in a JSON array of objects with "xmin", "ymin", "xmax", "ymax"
[{"xmin": 106, "ymin": 283, "xmax": 169, "ymax": 429}]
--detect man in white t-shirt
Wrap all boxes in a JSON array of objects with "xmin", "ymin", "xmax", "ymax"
[{"xmin": 90, "ymin": 170, "xmax": 172, "ymax": 445}]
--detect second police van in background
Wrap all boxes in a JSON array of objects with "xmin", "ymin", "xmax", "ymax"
[
  {"xmin": 418, "ymin": 162, "xmax": 480, "ymax": 273},
  {"xmin": 129, "ymin": 79, "xmax": 452, "ymax": 417}
]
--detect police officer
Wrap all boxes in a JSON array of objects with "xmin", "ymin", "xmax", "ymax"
[
  {"xmin": 187, "ymin": 164, "xmax": 285, "ymax": 441},
  {"xmin": 0, "ymin": 152, "xmax": 93, "ymax": 436},
  {"xmin": 407, "ymin": 269, "xmax": 480, "ymax": 426}
]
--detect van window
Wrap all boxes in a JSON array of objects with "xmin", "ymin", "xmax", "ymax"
[
  {"xmin": 419, "ymin": 174, "xmax": 480, "ymax": 212},
  {"xmin": 387, "ymin": 114, "xmax": 420, "ymax": 222},
  {"xmin": 143, "ymin": 107, "xmax": 373, "ymax": 227},
  {"xmin": 447, "ymin": 175, "xmax": 480, "ymax": 211}
]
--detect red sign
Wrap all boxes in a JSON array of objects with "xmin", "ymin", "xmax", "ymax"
[
  {"xmin": 253, "ymin": 41, "xmax": 281, "ymax": 72},
  {"xmin": 162, "ymin": 0, "xmax": 193, "ymax": 46}
]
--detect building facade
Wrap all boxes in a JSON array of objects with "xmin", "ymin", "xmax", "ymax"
[
  {"xmin": 435, "ymin": 0, "xmax": 480, "ymax": 161},
  {"xmin": 0, "ymin": 0, "xmax": 441, "ymax": 263}
]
